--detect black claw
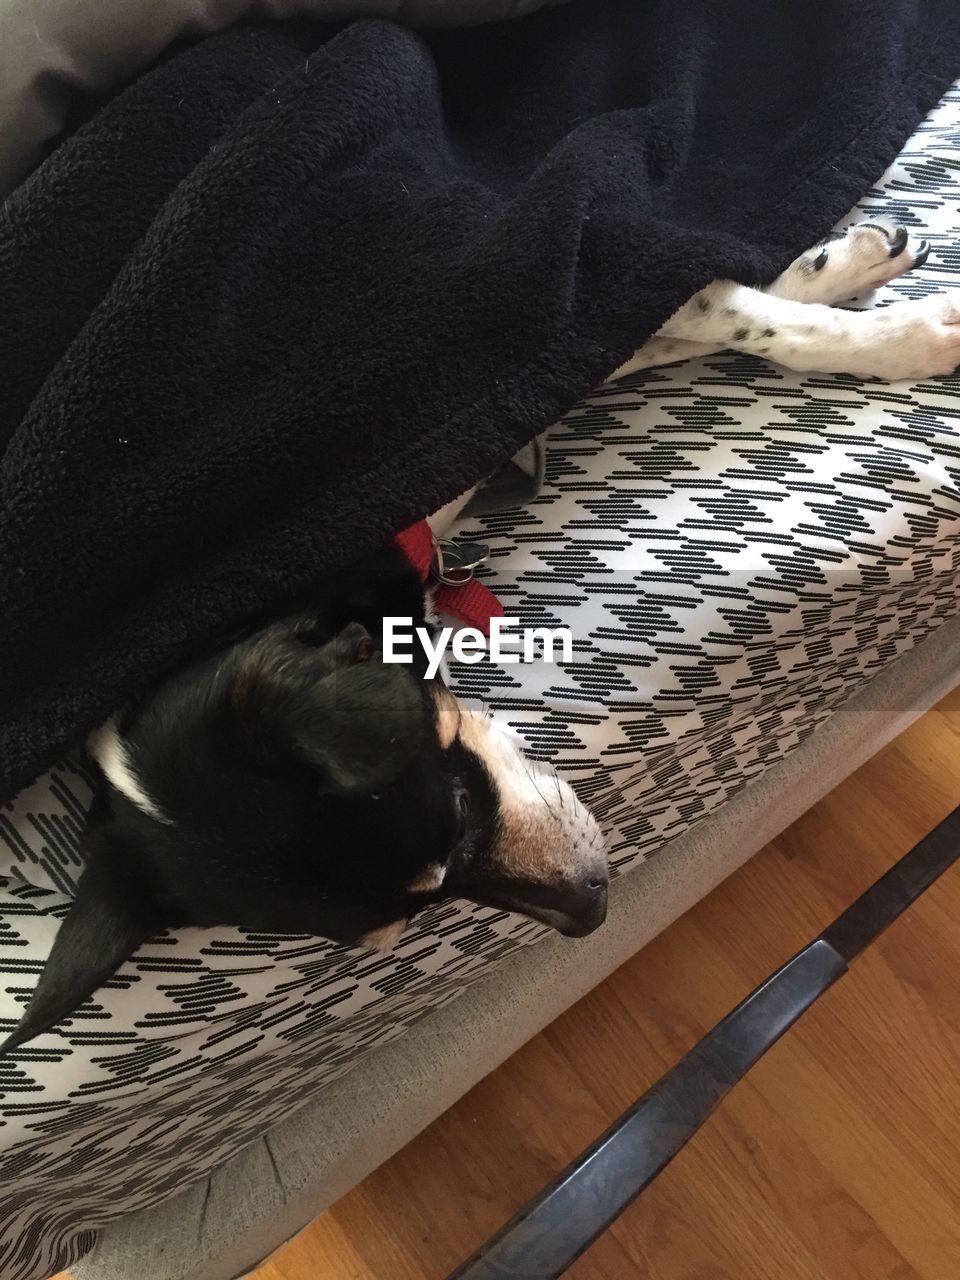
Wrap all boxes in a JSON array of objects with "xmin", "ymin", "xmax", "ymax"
[
  {"xmin": 888, "ymin": 226, "xmax": 909, "ymax": 257},
  {"xmin": 913, "ymin": 240, "xmax": 931, "ymax": 269},
  {"xmin": 812, "ymin": 248, "xmax": 829, "ymax": 272}
]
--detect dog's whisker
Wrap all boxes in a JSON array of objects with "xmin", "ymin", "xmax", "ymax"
[
  {"xmin": 520, "ymin": 752, "xmax": 561, "ymax": 819},
  {"xmin": 555, "ymin": 773, "xmax": 567, "ymax": 812}
]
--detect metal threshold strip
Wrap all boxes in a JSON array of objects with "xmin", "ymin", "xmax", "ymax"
[{"xmin": 445, "ymin": 806, "xmax": 960, "ymax": 1280}]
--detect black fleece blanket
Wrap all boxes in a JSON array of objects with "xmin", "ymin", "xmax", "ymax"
[{"xmin": 2, "ymin": 0, "xmax": 960, "ymax": 802}]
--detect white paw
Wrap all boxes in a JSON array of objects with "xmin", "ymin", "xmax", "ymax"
[
  {"xmin": 844, "ymin": 295, "xmax": 960, "ymax": 380},
  {"xmin": 784, "ymin": 223, "xmax": 930, "ymax": 306}
]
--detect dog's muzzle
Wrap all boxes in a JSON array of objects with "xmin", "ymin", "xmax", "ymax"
[
  {"xmin": 449, "ymin": 717, "xmax": 610, "ymax": 938},
  {"xmin": 505, "ymin": 854, "xmax": 609, "ymax": 937},
  {"xmin": 551, "ymin": 869, "xmax": 609, "ymax": 937}
]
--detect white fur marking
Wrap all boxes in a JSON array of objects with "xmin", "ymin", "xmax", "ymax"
[
  {"xmin": 87, "ymin": 720, "xmax": 171, "ymax": 824},
  {"xmin": 457, "ymin": 712, "xmax": 604, "ymax": 883},
  {"xmin": 408, "ymin": 862, "xmax": 447, "ymax": 894},
  {"xmin": 608, "ymin": 221, "xmax": 954, "ymax": 382}
]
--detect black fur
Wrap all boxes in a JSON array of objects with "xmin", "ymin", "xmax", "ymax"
[{"xmin": 1, "ymin": 549, "xmax": 606, "ymax": 1051}]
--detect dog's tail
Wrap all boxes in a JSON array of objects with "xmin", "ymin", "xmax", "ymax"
[{"xmin": 1, "ymin": 830, "xmax": 161, "ymax": 1053}]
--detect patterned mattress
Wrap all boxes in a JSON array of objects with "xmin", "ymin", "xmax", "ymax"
[{"xmin": 2, "ymin": 84, "xmax": 960, "ymax": 1280}]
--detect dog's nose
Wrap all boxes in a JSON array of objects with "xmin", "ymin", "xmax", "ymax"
[{"xmin": 552, "ymin": 868, "xmax": 609, "ymax": 937}]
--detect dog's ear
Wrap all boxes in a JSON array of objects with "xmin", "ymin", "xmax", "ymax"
[
  {"xmin": 288, "ymin": 621, "xmax": 427, "ymax": 794},
  {"xmin": 237, "ymin": 621, "xmax": 426, "ymax": 795},
  {"xmin": 1, "ymin": 823, "xmax": 161, "ymax": 1053}
]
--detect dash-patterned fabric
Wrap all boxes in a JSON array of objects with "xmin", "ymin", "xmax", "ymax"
[{"xmin": 3, "ymin": 85, "xmax": 960, "ymax": 1280}]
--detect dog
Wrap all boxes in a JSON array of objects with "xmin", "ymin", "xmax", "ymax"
[
  {"xmin": 1, "ymin": 220, "xmax": 949, "ymax": 1052},
  {"xmin": 1, "ymin": 541, "xmax": 609, "ymax": 1052}
]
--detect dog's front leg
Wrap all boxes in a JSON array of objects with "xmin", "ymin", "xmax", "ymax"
[
  {"xmin": 609, "ymin": 222, "xmax": 959, "ymax": 382},
  {"xmin": 656, "ymin": 281, "xmax": 960, "ymax": 379},
  {"xmin": 607, "ymin": 334, "xmax": 721, "ymax": 379}
]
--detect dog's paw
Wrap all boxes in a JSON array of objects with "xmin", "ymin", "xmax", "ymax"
[
  {"xmin": 784, "ymin": 223, "xmax": 930, "ymax": 305},
  {"xmin": 849, "ymin": 294, "xmax": 960, "ymax": 380}
]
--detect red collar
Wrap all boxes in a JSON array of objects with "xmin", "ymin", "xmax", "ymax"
[{"xmin": 395, "ymin": 520, "xmax": 504, "ymax": 636}]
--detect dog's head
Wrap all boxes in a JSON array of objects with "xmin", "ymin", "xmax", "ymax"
[{"xmin": 3, "ymin": 615, "xmax": 607, "ymax": 1050}]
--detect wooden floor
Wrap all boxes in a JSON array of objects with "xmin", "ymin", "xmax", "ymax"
[{"xmin": 253, "ymin": 687, "xmax": 960, "ymax": 1280}]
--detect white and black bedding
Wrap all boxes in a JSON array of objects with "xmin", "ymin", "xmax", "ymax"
[{"xmin": 3, "ymin": 85, "xmax": 960, "ymax": 1279}]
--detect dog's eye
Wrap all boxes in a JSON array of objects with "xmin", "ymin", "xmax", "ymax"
[{"xmin": 453, "ymin": 783, "xmax": 470, "ymax": 843}]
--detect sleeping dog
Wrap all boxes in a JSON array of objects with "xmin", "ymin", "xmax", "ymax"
[
  {"xmin": 1, "ymin": 220, "xmax": 950, "ymax": 1052},
  {"xmin": 1, "ymin": 542, "xmax": 609, "ymax": 1052}
]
